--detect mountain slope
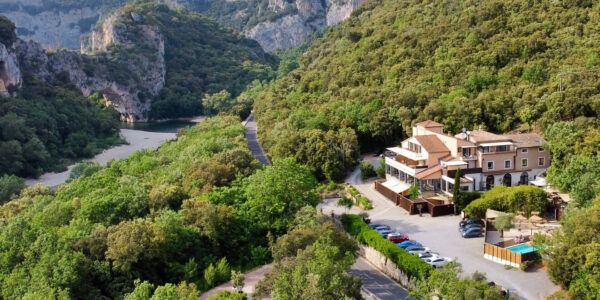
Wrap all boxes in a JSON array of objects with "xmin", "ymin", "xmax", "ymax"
[
  {"xmin": 0, "ymin": 0, "xmax": 364, "ymax": 52},
  {"xmin": 254, "ymin": 0, "xmax": 600, "ymax": 179}
]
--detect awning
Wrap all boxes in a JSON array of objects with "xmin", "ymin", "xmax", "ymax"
[
  {"xmin": 480, "ymin": 141, "xmax": 513, "ymax": 147},
  {"xmin": 529, "ymin": 177, "xmax": 547, "ymax": 187},
  {"xmin": 382, "ymin": 178, "xmax": 411, "ymax": 194}
]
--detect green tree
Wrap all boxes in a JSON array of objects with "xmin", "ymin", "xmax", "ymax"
[
  {"xmin": 202, "ymin": 90, "xmax": 234, "ymax": 115},
  {"xmin": 0, "ymin": 174, "xmax": 25, "ymax": 203},
  {"xmin": 242, "ymin": 158, "xmax": 319, "ymax": 233},
  {"xmin": 359, "ymin": 161, "xmax": 376, "ymax": 180},
  {"xmin": 494, "ymin": 213, "xmax": 514, "ymax": 238},
  {"xmin": 453, "ymin": 168, "xmax": 461, "ymax": 202},
  {"xmin": 68, "ymin": 162, "xmax": 103, "ymax": 182},
  {"xmin": 106, "ymin": 218, "xmax": 164, "ymax": 272},
  {"xmin": 231, "ymin": 270, "xmax": 245, "ymax": 293}
]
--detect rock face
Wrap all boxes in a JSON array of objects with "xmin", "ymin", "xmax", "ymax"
[
  {"xmin": 0, "ymin": 0, "xmax": 366, "ymax": 52},
  {"xmin": 0, "ymin": 42, "xmax": 21, "ymax": 96},
  {"xmin": 11, "ymin": 10, "xmax": 166, "ymax": 122}
]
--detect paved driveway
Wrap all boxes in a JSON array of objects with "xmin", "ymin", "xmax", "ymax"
[
  {"xmin": 325, "ymin": 159, "xmax": 559, "ymax": 300},
  {"xmin": 244, "ymin": 114, "xmax": 270, "ymax": 166}
]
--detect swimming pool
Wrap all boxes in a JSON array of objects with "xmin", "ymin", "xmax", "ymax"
[{"xmin": 506, "ymin": 243, "xmax": 539, "ymax": 254}]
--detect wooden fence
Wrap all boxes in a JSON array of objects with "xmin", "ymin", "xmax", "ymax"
[
  {"xmin": 426, "ymin": 200, "xmax": 455, "ymax": 217},
  {"xmin": 483, "ymin": 243, "xmax": 523, "ymax": 266},
  {"xmin": 375, "ymin": 181, "xmax": 449, "ymax": 216}
]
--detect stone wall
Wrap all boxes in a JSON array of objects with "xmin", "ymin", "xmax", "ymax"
[{"xmin": 358, "ymin": 245, "xmax": 413, "ymax": 288}]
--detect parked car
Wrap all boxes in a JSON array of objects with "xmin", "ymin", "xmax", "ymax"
[
  {"xmin": 408, "ymin": 247, "xmax": 431, "ymax": 255},
  {"xmin": 423, "ymin": 256, "xmax": 453, "ymax": 268},
  {"xmin": 459, "ymin": 218, "xmax": 484, "ymax": 229},
  {"xmin": 397, "ymin": 240, "xmax": 421, "ymax": 249},
  {"xmin": 405, "ymin": 245, "xmax": 428, "ymax": 252},
  {"xmin": 377, "ymin": 229, "xmax": 392, "ymax": 238},
  {"xmin": 460, "ymin": 222, "xmax": 483, "ymax": 231},
  {"xmin": 459, "ymin": 224, "xmax": 483, "ymax": 232},
  {"xmin": 418, "ymin": 251, "xmax": 439, "ymax": 259},
  {"xmin": 387, "ymin": 232, "xmax": 409, "ymax": 243},
  {"xmin": 372, "ymin": 224, "xmax": 391, "ymax": 231},
  {"xmin": 462, "ymin": 227, "xmax": 483, "ymax": 238},
  {"xmin": 369, "ymin": 223, "xmax": 386, "ymax": 229}
]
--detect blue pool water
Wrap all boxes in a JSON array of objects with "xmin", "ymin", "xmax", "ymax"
[{"xmin": 506, "ymin": 243, "xmax": 539, "ymax": 254}]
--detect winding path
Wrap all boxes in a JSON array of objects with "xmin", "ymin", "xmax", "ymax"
[{"xmin": 243, "ymin": 113, "xmax": 270, "ymax": 166}]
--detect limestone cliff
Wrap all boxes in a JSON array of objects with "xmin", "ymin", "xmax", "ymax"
[
  {"xmin": 0, "ymin": 0, "xmax": 366, "ymax": 52},
  {"xmin": 0, "ymin": 41, "xmax": 21, "ymax": 96},
  {"xmin": 9, "ymin": 10, "xmax": 166, "ymax": 122}
]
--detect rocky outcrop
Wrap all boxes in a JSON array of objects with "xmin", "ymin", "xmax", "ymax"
[
  {"xmin": 0, "ymin": 42, "xmax": 21, "ymax": 96},
  {"xmin": 11, "ymin": 10, "xmax": 166, "ymax": 122},
  {"xmin": 0, "ymin": 0, "xmax": 367, "ymax": 52}
]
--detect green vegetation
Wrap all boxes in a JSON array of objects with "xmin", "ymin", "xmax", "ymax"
[
  {"xmin": 342, "ymin": 214, "xmax": 431, "ymax": 280},
  {"xmin": 208, "ymin": 291, "xmax": 247, "ymax": 300},
  {"xmin": 89, "ymin": 3, "xmax": 277, "ymax": 119},
  {"xmin": 0, "ymin": 73, "xmax": 121, "ymax": 178},
  {"xmin": 254, "ymin": 0, "xmax": 599, "ymax": 180},
  {"xmin": 68, "ymin": 161, "xmax": 102, "ymax": 182},
  {"xmin": 0, "ymin": 175, "xmax": 24, "ymax": 204},
  {"xmin": 359, "ymin": 160, "xmax": 376, "ymax": 180},
  {"xmin": 541, "ymin": 199, "xmax": 600, "ymax": 299},
  {"xmin": 256, "ymin": 207, "xmax": 361, "ymax": 299},
  {"xmin": 464, "ymin": 186, "xmax": 547, "ymax": 218},
  {"xmin": 0, "ymin": 116, "xmax": 322, "ymax": 298},
  {"xmin": 494, "ymin": 213, "xmax": 515, "ymax": 238}
]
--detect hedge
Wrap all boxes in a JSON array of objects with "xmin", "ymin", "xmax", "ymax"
[
  {"xmin": 464, "ymin": 186, "xmax": 547, "ymax": 218},
  {"xmin": 341, "ymin": 214, "xmax": 431, "ymax": 280}
]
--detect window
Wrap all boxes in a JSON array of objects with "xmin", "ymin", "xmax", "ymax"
[
  {"xmin": 538, "ymin": 157, "xmax": 545, "ymax": 166},
  {"xmin": 462, "ymin": 148, "xmax": 470, "ymax": 157},
  {"xmin": 521, "ymin": 148, "xmax": 528, "ymax": 153},
  {"xmin": 496, "ymin": 145, "xmax": 508, "ymax": 152},
  {"xmin": 521, "ymin": 158, "xmax": 528, "ymax": 167},
  {"xmin": 504, "ymin": 160, "xmax": 511, "ymax": 169},
  {"xmin": 460, "ymin": 186, "xmax": 469, "ymax": 191},
  {"xmin": 539, "ymin": 147, "xmax": 544, "ymax": 152},
  {"xmin": 487, "ymin": 161, "xmax": 494, "ymax": 170}
]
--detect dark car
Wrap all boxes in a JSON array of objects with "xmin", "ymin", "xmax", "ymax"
[
  {"xmin": 387, "ymin": 232, "xmax": 409, "ymax": 243},
  {"xmin": 459, "ymin": 218, "xmax": 484, "ymax": 229},
  {"xmin": 370, "ymin": 224, "xmax": 391, "ymax": 231},
  {"xmin": 460, "ymin": 223, "xmax": 483, "ymax": 233},
  {"xmin": 462, "ymin": 227, "xmax": 483, "ymax": 238}
]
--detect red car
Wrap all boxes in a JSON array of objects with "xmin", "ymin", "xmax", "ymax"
[{"xmin": 387, "ymin": 232, "xmax": 409, "ymax": 243}]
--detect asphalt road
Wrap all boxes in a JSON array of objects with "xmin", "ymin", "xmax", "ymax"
[
  {"xmin": 351, "ymin": 257, "xmax": 413, "ymax": 300},
  {"xmin": 244, "ymin": 114, "xmax": 270, "ymax": 166}
]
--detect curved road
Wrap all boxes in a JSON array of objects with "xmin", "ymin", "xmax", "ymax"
[{"xmin": 244, "ymin": 114, "xmax": 270, "ymax": 166}]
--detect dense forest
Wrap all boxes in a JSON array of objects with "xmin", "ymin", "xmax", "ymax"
[
  {"xmin": 0, "ymin": 16, "xmax": 121, "ymax": 179},
  {"xmin": 0, "ymin": 116, "xmax": 338, "ymax": 298},
  {"xmin": 254, "ymin": 0, "xmax": 599, "ymax": 181},
  {"xmin": 95, "ymin": 2, "xmax": 278, "ymax": 119},
  {"xmin": 252, "ymin": 0, "xmax": 599, "ymax": 297}
]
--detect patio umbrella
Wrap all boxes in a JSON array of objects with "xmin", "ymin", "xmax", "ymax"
[{"xmin": 514, "ymin": 214, "xmax": 528, "ymax": 230}]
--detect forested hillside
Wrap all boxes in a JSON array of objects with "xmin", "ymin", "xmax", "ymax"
[
  {"xmin": 253, "ymin": 0, "xmax": 600, "ymax": 297},
  {"xmin": 83, "ymin": 2, "xmax": 278, "ymax": 120},
  {"xmin": 254, "ymin": 0, "xmax": 599, "ymax": 181},
  {"xmin": 0, "ymin": 116, "xmax": 332, "ymax": 298}
]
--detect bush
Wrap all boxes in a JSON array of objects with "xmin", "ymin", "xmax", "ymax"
[
  {"xmin": 358, "ymin": 196, "xmax": 373, "ymax": 210},
  {"xmin": 208, "ymin": 291, "xmax": 247, "ymax": 300},
  {"xmin": 376, "ymin": 158, "xmax": 386, "ymax": 178},
  {"xmin": 454, "ymin": 192, "xmax": 481, "ymax": 212},
  {"xmin": 0, "ymin": 175, "xmax": 25, "ymax": 203},
  {"xmin": 360, "ymin": 161, "xmax": 376, "ymax": 180},
  {"xmin": 68, "ymin": 162, "xmax": 103, "ymax": 182},
  {"xmin": 464, "ymin": 186, "xmax": 547, "ymax": 218},
  {"xmin": 341, "ymin": 214, "xmax": 431, "ymax": 280}
]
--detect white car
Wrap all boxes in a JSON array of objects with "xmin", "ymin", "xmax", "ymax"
[{"xmin": 423, "ymin": 256, "xmax": 453, "ymax": 268}]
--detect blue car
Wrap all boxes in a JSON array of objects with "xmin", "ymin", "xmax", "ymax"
[
  {"xmin": 377, "ymin": 229, "xmax": 392, "ymax": 238},
  {"xmin": 369, "ymin": 223, "xmax": 385, "ymax": 229},
  {"xmin": 397, "ymin": 240, "xmax": 421, "ymax": 249}
]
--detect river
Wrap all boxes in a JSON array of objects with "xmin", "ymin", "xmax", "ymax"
[{"xmin": 25, "ymin": 119, "xmax": 202, "ymax": 187}]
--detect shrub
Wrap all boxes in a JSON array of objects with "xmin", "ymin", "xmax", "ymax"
[
  {"xmin": 0, "ymin": 175, "xmax": 25, "ymax": 203},
  {"xmin": 208, "ymin": 291, "xmax": 247, "ymax": 300},
  {"xmin": 376, "ymin": 158, "xmax": 386, "ymax": 178},
  {"xmin": 464, "ymin": 186, "xmax": 547, "ymax": 218},
  {"xmin": 341, "ymin": 214, "xmax": 431, "ymax": 280},
  {"xmin": 358, "ymin": 196, "xmax": 373, "ymax": 210},
  {"xmin": 360, "ymin": 161, "xmax": 376, "ymax": 180}
]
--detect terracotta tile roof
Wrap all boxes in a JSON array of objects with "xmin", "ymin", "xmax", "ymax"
[
  {"xmin": 416, "ymin": 164, "xmax": 442, "ymax": 179},
  {"xmin": 504, "ymin": 133, "xmax": 545, "ymax": 148},
  {"xmin": 468, "ymin": 129, "xmax": 510, "ymax": 143},
  {"xmin": 415, "ymin": 120, "xmax": 444, "ymax": 128},
  {"xmin": 456, "ymin": 138, "xmax": 476, "ymax": 147},
  {"xmin": 414, "ymin": 135, "xmax": 450, "ymax": 153}
]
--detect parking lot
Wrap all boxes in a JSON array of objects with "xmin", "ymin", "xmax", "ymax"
[{"xmin": 320, "ymin": 165, "xmax": 559, "ymax": 300}]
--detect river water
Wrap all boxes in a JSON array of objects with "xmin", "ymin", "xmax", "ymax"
[{"xmin": 25, "ymin": 119, "xmax": 199, "ymax": 187}]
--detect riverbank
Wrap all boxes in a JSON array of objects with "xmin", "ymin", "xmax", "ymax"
[{"xmin": 25, "ymin": 129, "xmax": 176, "ymax": 187}]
